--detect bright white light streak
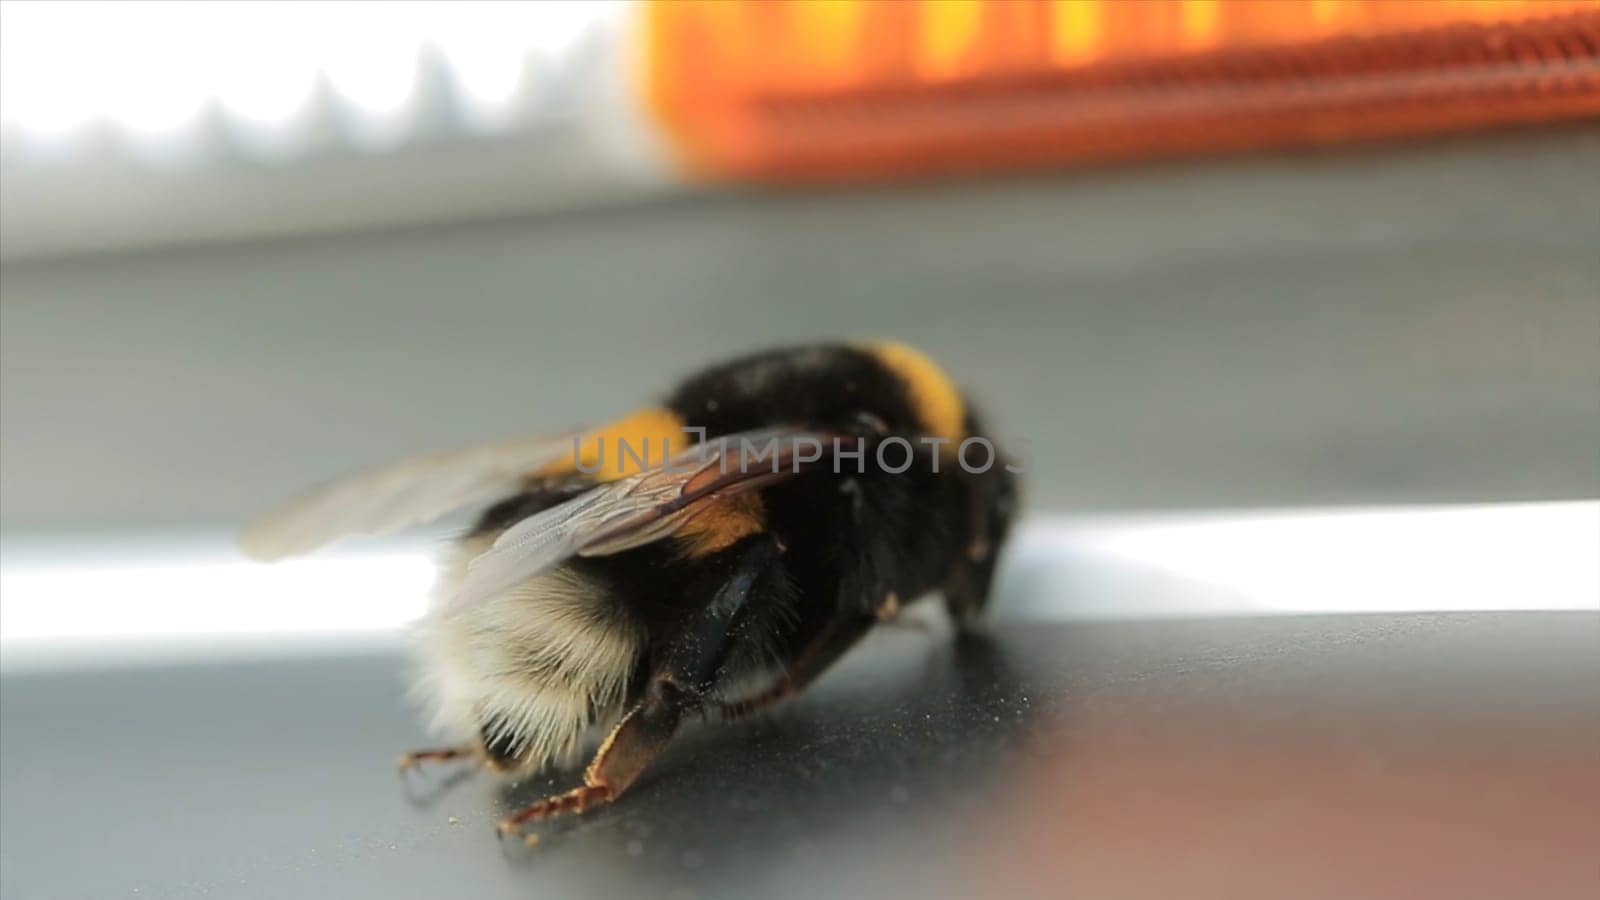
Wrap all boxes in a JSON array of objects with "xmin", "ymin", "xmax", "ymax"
[
  {"xmin": 3, "ymin": 501, "xmax": 1587, "ymax": 671},
  {"xmin": 0, "ymin": 551, "xmax": 435, "ymax": 644},
  {"xmin": 1067, "ymin": 501, "xmax": 1600, "ymax": 614}
]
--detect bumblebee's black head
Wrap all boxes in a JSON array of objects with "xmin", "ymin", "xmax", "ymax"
[
  {"xmin": 964, "ymin": 404, "xmax": 1021, "ymax": 543},
  {"xmin": 919, "ymin": 402, "xmax": 1019, "ymax": 625}
]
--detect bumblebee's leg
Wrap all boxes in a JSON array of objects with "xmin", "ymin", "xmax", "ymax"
[
  {"xmin": 718, "ymin": 613, "xmax": 875, "ymax": 721},
  {"xmin": 396, "ymin": 744, "xmax": 477, "ymax": 771},
  {"xmin": 398, "ymin": 744, "xmax": 485, "ymax": 806},
  {"xmin": 497, "ymin": 536, "xmax": 788, "ymax": 839},
  {"xmin": 942, "ymin": 555, "xmax": 995, "ymax": 626},
  {"xmin": 943, "ymin": 505, "xmax": 1003, "ymax": 626},
  {"xmin": 496, "ymin": 680, "xmax": 688, "ymax": 841}
]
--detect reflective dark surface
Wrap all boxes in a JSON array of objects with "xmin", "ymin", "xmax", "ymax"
[{"xmin": 3, "ymin": 611, "xmax": 1596, "ymax": 899}]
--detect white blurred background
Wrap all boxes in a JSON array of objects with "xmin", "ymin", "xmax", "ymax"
[{"xmin": 1, "ymin": 0, "xmax": 664, "ymax": 260}]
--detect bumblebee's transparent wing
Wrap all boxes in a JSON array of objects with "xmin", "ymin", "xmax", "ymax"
[
  {"xmin": 238, "ymin": 433, "xmax": 576, "ymax": 561},
  {"xmin": 454, "ymin": 427, "xmax": 838, "ymax": 610}
]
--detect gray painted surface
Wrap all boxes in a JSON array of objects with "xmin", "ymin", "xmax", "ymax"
[
  {"xmin": 1, "ymin": 612, "xmax": 1596, "ymax": 899},
  {"xmin": 3, "ymin": 130, "xmax": 1598, "ymax": 535}
]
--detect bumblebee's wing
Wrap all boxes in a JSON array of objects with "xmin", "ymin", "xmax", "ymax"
[
  {"xmin": 238, "ymin": 433, "xmax": 576, "ymax": 561},
  {"xmin": 454, "ymin": 427, "xmax": 838, "ymax": 610}
]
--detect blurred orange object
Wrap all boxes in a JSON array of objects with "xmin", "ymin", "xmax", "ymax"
[{"xmin": 642, "ymin": 0, "xmax": 1600, "ymax": 181}]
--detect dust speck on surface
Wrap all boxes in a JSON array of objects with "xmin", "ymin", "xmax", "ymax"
[{"xmin": 626, "ymin": 839, "xmax": 645, "ymax": 857}]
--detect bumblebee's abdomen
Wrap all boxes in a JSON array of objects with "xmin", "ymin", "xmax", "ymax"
[{"xmin": 415, "ymin": 539, "xmax": 646, "ymax": 773}]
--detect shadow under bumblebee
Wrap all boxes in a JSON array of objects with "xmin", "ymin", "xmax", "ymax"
[{"xmin": 242, "ymin": 341, "xmax": 1019, "ymax": 841}]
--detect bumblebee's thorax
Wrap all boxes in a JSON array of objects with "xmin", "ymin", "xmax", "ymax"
[{"xmin": 666, "ymin": 341, "xmax": 968, "ymax": 443}]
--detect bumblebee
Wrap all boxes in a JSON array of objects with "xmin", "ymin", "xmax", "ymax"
[{"xmin": 242, "ymin": 341, "xmax": 1018, "ymax": 840}]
